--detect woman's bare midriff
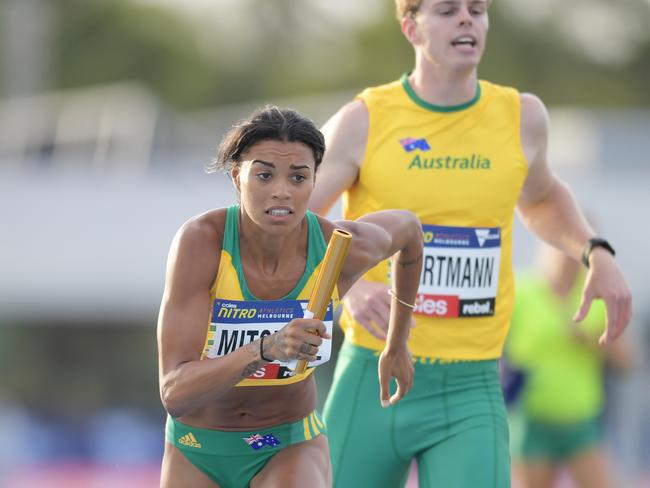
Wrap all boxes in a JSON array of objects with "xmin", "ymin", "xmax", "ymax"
[{"xmin": 177, "ymin": 375, "xmax": 317, "ymax": 431}]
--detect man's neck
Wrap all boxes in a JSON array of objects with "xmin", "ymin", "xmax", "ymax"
[{"xmin": 409, "ymin": 62, "xmax": 478, "ymax": 107}]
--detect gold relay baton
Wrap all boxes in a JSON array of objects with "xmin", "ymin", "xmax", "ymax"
[{"xmin": 293, "ymin": 229, "xmax": 352, "ymax": 374}]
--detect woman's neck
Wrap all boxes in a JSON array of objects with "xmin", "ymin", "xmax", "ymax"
[{"xmin": 238, "ymin": 213, "xmax": 307, "ymax": 276}]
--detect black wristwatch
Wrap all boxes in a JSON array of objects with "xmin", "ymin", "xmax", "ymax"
[{"xmin": 581, "ymin": 237, "xmax": 616, "ymax": 268}]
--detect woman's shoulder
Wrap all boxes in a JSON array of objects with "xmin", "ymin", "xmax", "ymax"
[
  {"xmin": 174, "ymin": 207, "xmax": 228, "ymax": 254},
  {"xmin": 312, "ymin": 213, "xmax": 335, "ymax": 236}
]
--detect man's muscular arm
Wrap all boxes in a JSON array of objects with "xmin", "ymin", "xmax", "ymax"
[{"xmin": 517, "ymin": 93, "xmax": 632, "ymax": 344}]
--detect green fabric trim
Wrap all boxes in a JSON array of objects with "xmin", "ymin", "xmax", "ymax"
[
  {"xmin": 305, "ymin": 209, "xmax": 327, "ymax": 277},
  {"xmin": 225, "ymin": 205, "xmax": 326, "ymax": 301},
  {"xmin": 401, "ymin": 72, "xmax": 481, "ymax": 113},
  {"xmin": 224, "ymin": 204, "xmax": 249, "ymax": 295}
]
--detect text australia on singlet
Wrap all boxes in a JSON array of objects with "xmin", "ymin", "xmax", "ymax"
[
  {"xmin": 205, "ymin": 299, "xmax": 334, "ymax": 381},
  {"xmin": 411, "ymin": 225, "xmax": 501, "ymax": 318}
]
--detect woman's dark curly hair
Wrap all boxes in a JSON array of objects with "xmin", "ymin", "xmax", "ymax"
[{"xmin": 207, "ymin": 105, "xmax": 325, "ymax": 174}]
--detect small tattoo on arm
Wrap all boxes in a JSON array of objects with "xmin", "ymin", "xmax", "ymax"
[
  {"xmin": 242, "ymin": 360, "xmax": 264, "ymax": 378},
  {"xmin": 398, "ymin": 252, "xmax": 423, "ymax": 268},
  {"xmin": 242, "ymin": 340, "xmax": 267, "ymax": 377},
  {"xmin": 268, "ymin": 331, "xmax": 287, "ymax": 361}
]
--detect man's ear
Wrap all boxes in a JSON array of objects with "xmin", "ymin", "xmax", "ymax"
[{"xmin": 401, "ymin": 15, "xmax": 421, "ymax": 46}]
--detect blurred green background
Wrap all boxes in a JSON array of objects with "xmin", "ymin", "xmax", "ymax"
[{"xmin": 21, "ymin": 0, "xmax": 650, "ymax": 108}]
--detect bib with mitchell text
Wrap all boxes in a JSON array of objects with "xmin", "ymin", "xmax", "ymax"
[{"xmin": 204, "ymin": 299, "xmax": 334, "ymax": 382}]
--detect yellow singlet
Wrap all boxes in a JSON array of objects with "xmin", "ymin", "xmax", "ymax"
[
  {"xmin": 202, "ymin": 205, "xmax": 338, "ymax": 386},
  {"xmin": 341, "ymin": 74, "xmax": 528, "ymax": 360}
]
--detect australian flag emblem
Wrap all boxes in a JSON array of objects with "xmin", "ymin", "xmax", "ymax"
[
  {"xmin": 243, "ymin": 433, "xmax": 281, "ymax": 451},
  {"xmin": 399, "ymin": 137, "xmax": 431, "ymax": 152}
]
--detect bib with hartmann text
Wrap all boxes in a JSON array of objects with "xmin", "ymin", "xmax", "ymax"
[{"xmin": 415, "ymin": 224, "xmax": 501, "ymax": 318}]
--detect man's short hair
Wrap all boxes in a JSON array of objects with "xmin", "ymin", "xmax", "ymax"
[
  {"xmin": 395, "ymin": 0, "xmax": 491, "ymax": 20},
  {"xmin": 395, "ymin": 0, "xmax": 423, "ymax": 20}
]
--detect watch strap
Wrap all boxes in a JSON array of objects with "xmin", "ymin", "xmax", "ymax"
[{"xmin": 581, "ymin": 237, "xmax": 616, "ymax": 268}]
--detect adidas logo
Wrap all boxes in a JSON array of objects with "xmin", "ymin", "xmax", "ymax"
[{"xmin": 178, "ymin": 432, "xmax": 202, "ymax": 448}]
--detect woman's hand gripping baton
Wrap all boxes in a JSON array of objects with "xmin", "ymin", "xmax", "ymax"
[{"xmin": 293, "ymin": 229, "xmax": 352, "ymax": 374}]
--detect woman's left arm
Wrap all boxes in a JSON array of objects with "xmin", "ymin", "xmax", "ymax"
[{"xmin": 336, "ymin": 209, "xmax": 423, "ymax": 406}]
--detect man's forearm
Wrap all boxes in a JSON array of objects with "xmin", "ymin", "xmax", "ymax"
[{"xmin": 517, "ymin": 178, "xmax": 595, "ymax": 260}]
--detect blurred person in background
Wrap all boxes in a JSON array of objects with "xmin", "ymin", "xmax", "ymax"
[
  {"xmin": 308, "ymin": 0, "xmax": 633, "ymax": 486},
  {"xmin": 157, "ymin": 106, "xmax": 423, "ymax": 487},
  {"xmin": 506, "ymin": 244, "xmax": 632, "ymax": 488}
]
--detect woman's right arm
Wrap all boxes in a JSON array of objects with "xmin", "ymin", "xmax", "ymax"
[{"xmin": 157, "ymin": 217, "xmax": 326, "ymax": 418}]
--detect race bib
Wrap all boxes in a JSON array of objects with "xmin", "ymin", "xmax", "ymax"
[
  {"xmin": 205, "ymin": 299, "xmax": 334, "ymax": 381},
  {"xmin": 415, "ymin": 224, "xmax": 501, "ymax": 318}
]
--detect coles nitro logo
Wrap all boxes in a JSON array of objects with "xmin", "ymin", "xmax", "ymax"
[{"xmin": 413, "ymin": 224, "xmax": 501, "ymax": 318}]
